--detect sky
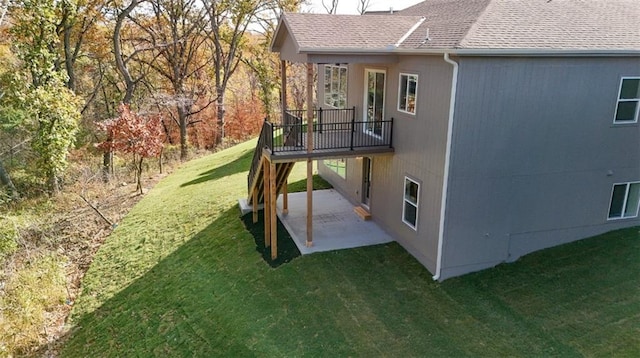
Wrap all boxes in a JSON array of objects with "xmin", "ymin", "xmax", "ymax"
[{"xmin": 304, "ymin": 0, "xmax": 424, "ymax": 14}]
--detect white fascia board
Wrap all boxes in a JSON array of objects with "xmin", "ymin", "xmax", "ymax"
[{"xmin": 294, "ymin": 47, "xmax": 640, "ymax": 57}]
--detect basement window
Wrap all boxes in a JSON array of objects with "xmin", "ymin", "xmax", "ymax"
[
  {"xmin": 614, "ymin": 77, "xmax": 640, "ymax": 123},
  {"xmin": 323, "ymin": 158, "xmax": 346, "ymax": 179},
  {"xmin": 608, "ymin": 182, "xmax": 640, "ymax": 219},
  {"xmin": 403, "ymin": 177, "xmax": 420, "ymax": 230},
  {"xmin": 324, "ymin": 65, "xmax": 348, "ymax": 109},
  {"xmin": 398, "ymin": 73, "xmax": 418, "ymax": 115}
]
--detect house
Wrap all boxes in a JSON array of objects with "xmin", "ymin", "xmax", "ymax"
[{"xmin": 248, "ymin": 0, "xmax": 640, "ymax": 280}]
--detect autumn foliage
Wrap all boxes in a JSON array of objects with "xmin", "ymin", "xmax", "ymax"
[
  {"xmin": 96, "ymin": 104, "xmax": 164, "ymax": 193},
  {"xmin": 160, "ymin": 98, "xmax": 265, "ymax": 150},
  {"xmin": 97, "ymin": 104, "xmax": 164, "ymax": 157},
  {"xmin": 224, "ymin": 97, "xmax": 265, "ymax": 141}
]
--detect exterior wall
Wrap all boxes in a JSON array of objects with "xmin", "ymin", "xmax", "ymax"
[
  {"xmin": 440, "ymin": 56, "xmax": 640, "ymax": 279},
  {"xmin": 317, "ymin": 56, "xmax": 454, "ymax": 274}
]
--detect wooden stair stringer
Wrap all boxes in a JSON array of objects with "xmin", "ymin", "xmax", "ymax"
[
  {"xmin": 247, "ymin": 154, "xmax": 266, "ymax": 205},
  {"xmin": 249, "ymin": 159, "xmax": 296, "ymax": 207}
]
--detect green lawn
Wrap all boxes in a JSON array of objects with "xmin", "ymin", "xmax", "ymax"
[{"xmin": 62, "ymin": 139, "xmax": 640, "ymax": 356}]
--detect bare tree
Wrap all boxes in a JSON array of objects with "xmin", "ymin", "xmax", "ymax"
[
  {"xmin": 241, "ymin": 0, "xmax": 303, "ymax": 121},
  {"xmin": 203, "ymin": 0, "xmax": 277, "ymax": 146},
  {"xmin": 112, "ymin": 0, "xmax": 149, "ymax": 105},
  {"xmin": 133, "ymin": 0, "xmax": 212, "ymax": 160},
  {"xmin": 357, "ymin": 0, "xmax": 371, "ymax": 15},
  {"xmin": 58, "ymin": 0, "xmax": 105, "ymax": 92},
  {"xmin": 103, "ymin": 0, "xmax": 151, "ymax": 181},
  {"xmin": 322, "ymin": 0, "xmax": 338, "ymax": 14}
]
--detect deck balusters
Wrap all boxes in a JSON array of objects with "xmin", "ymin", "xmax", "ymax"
[{"xmin": 264, "ymin": 108, "xmax": 392, "ymax": 155}]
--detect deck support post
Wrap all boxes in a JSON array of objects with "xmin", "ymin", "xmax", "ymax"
[
  {"xmin": 281, "ymin": 60, "xmax": 287, "ymax": 124},
  {"xmin": 270, "ymin": 161, "xmax": 278, "ymax": 260},
  {"xmin": 263, "ymin": 158, "xmax": 271, "ymax": 248},
  {"xmin": 252, "ymin": 187, "xmax": 258, "ymax": 223},
  {"xmin": 306, "ymin": 62, "xmax": 314, "ymax": 247},
  {"xmin": 282, "ymin": 179, "xmax": 288, "ymax": 215}
]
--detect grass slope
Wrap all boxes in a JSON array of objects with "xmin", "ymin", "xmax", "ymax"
[{"xmin": 62, "ymin": 140, "xmax": 640, "ymax": 356}]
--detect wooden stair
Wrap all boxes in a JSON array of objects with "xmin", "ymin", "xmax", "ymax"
[
  {"xmin": 247, "ymin": 120, "xmax": 297, "ymax": 207},
  {"xmin": 354, "ymin": 206, "xmax": 372, "ymax": 221},
  {"xmin": 248, "ymin": 161, "xmax": 295, "ymax": 206}
]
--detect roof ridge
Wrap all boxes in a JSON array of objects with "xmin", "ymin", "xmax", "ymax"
[{"xmin": 395, "ymin": 17, "xmax": 427, "ymax": 47}]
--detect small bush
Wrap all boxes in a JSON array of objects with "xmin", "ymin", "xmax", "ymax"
[
  {"xmin": 0, "ymin": 253, "xmax": 68, "ymax": 356},
  {"xmin": 0, "ymin": 216, "xmax": 19, "ymax": 260}
]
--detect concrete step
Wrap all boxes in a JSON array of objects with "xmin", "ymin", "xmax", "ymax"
[{"xmin": 354, "ymin": 206, "xmax": 372, "ymax": 221}]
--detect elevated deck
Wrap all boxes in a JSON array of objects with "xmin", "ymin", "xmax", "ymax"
[
  {"xmin": 247, "ymin": 108, "xmax": 394, "ymax": 203},
  {"xmin": 266, "ymin": 108, "xmax": 394, "ymax": 162},
  {"xmin": 245, "ymin": 108, "xmax": 395, "ymax": 261}
]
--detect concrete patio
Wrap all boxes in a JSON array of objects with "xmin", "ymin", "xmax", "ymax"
[{"xmin": 276, "ymin": 189, "xmax": 394, "ymax": 254}]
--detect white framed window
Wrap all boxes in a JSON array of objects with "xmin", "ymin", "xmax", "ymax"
[
  {"xmin": 614, "ymin": 77, "xmax": 640, "ymax": 123},
  {"xmin": 323, "ymin": 158, "xmax": 346, "ymax": 179},
  {"xmin": 402, "ymin": 177, "xmax": 420, "ymax": 230},
  {"xmin": 608, "ymin": 182, "xmax": 640, "ymax": 220},
  {"xmin": 324, "ymin": 65, "xmax": 348, "ymax": 109},
  {"xmin": 398, "ymin": 73, "xmax": 418, "ymax": 115}
]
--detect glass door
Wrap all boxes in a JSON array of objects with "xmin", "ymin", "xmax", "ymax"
[
  {"xmin": 362, "ymin": 157, "xmax": 372, "ymax": 208},
  {"xmin": 364, "ymin": 69, "xmax": 386, "ymax": 137}
]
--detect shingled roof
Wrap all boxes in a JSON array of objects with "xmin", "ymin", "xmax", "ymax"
[
  {"xmin": 456, "ymin": 0, "xmax": 640, "ymax": 50},
  {"xmin": 278, "ymin": 13, "xmax": 425, "ymax": 51},
  {"xmin": 271, "ymin": 0, "xmax": 640, "ymax": 55}
]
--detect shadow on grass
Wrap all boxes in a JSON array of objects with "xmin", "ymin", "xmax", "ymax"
[
  {"xmin": 55, "ymin": 212, "xmax": 640, "ymax": 357},
  {"xmin": 180, "ymin": 150, "xmax": 253, "ymax": 187},
  {"xmin": 240, "ymin": 212, "xmax": 300, "ymax": 267}
]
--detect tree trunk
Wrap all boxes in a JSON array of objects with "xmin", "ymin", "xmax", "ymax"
[
  {"xmin": 136, "ymin": 156, "xmax": 143, "ymax": 194},
  {"xmin": 63, "ymin": 21, "xmax": 76, "ymax": 91},
  {"xmin": 214, "ymin": 41, "xmax": 225, "ymax": 146},
  {"xmin": 178, "ymin": 105, "xmax": 188, "ymax": 161},
  {"xmin": 102, "ymin": 133, "xmax": 113, "ymax": 182},
  {"xmin": 0, "ymin": 158, "xmax": 19, "ymax": 200},
  {"xmin": 49, "ymin": 173, "xmax": 60, "ymax": 195},
  {"xmin": 215, "ymin": 89, "xmax": 224, "ymax": 146},
  {"xmin": 113, "ymin": 1, "xmax": 142, "ymax": 105},
  {"xmin": 102, "ymin": 151, "xmax": 112, "ymax": 183}
]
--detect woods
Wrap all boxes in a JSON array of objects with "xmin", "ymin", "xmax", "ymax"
[
  {"xmin": 0, "ymin": 0, "xmax": 300, "ymax": 200},
  {"xmin": 0, "ymin": 0, "xmax": 302, "ymax": 355}
]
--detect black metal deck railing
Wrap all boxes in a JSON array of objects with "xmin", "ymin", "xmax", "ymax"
[
  {"xmin": 248, "ymin": 108, "xmax": 394, "ymax": 194},
  {"xmin": 273, "ymin": 107, "xmax": 393, "ymax": 153}
]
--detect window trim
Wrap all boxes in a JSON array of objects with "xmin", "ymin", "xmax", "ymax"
[
  {"xmin": 402, "ymin": 176, "xmax": 420, "ymax": 230},
  {"xmin": 397, "ymin": 72, "xmax": 418, "ymax": 115},
  {"xmin": 607, "ymin": 181, "xmax": 640, "ymax": 220},
  {"xmin": 362, "ymin": 68, "xmax": 387, "ymax": 139},
  {"xmin": 324, "ymin": 64, "xmax": 348, "ymax": 109},
  {"xmin": 613, "ymin": 77, "xmax": 640, "ymax": 124}
]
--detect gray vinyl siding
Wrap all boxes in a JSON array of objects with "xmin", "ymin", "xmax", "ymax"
[
  {"xmin": 440, "ymin": 56, "xmax": 640, "ymax": 279},
  {"xmin": 318, "ymin": 56, "xmax": 454, "ymax": 273}
]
